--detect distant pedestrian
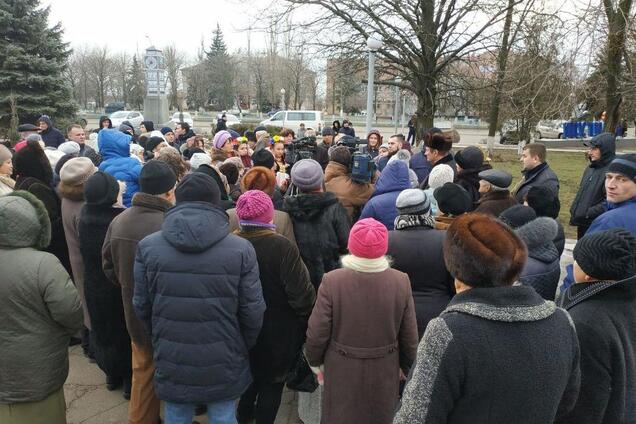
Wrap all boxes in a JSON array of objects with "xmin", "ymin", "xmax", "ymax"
[
  {"xmin": 306, "ymin": 218, "xmax": 418, "ymax": 424},
  {"xmin": 394, "ymin": 213, "xmax": 581, "ymax": 423},
  {"xmin": 0, "ymin": 191, "xmax": 83, "ymax": 424},
  {"xmin": 406, "ymin": 115, "xmax": 416, "ymax": 145},
  {"xmin": 133, "ymin": 173, "xmax": 265, "ymax": 424},
  {"xmin": 332, "ymin": 120, "xmax": 341, "ymax": 135}
]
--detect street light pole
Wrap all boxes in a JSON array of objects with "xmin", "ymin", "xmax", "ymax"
[{"xmin": 365, "ymin": 35, "xmax": 383, "ymax": 137}]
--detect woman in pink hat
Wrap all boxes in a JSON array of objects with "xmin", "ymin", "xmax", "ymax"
[{"xmin": 304, "ymin": 218, "xmax": 419, "ymax": 424}]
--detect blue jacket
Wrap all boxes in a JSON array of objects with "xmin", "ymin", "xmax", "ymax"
[
  {"xmin": 360, "ymin": 161, "xmax": 411, "ymax": 230},
  {"xmin": 587, "ymin": 196, "xmax": 636, "ymax": 236},
  {"xmin": 409, "ymin": 151, "xmax": 432, "ymax": 185},
  {"xmin": 98, "ymin": 129, "xmax": 142, "ymax": 207},
  {"xmin": 133, "ymin": 202, "xmax": 265, "ymax": 404}
]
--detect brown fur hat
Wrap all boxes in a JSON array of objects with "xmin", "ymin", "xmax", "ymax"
[
  {"xmin": 241, "ymin": 166, "xmax": 276, "ymax": 195},
  {"xmin": 425, "ymin": 133, "xmax": 453, "ymax": 152},
  {"xmin": 58, "ymin": 181, "xmax": 85, "ymax": 201},
  {"xmin": 443, "ymin": 213, "xmax": 527, "ymax": 287}
]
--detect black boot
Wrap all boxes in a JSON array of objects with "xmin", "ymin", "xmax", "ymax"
[
  {"xmin": 106, "ymin": 375, "xmax": 122, "ymax": 391},
  {"xmin": 123, "ymin": 378, "xmax": 131, "ymax": 400}
]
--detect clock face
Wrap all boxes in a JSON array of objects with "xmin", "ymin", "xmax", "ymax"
[{"xmin": 145, "ymin": 56, "xmax": 158, "ymax": 69}]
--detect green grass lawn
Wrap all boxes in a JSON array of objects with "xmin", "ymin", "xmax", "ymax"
[{"xmin": 487, "ymin": 149, "xmax": 588, "ymax": 239}]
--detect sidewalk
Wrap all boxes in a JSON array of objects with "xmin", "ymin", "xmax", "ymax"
[{"xmin": 64, "ymin": 346, "xmax": 302, "ymax": 424}]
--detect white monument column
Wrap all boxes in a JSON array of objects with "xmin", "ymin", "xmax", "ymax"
[{"xmin": 143, "ymin": 47, "xmax": 169, "ymax": 125}]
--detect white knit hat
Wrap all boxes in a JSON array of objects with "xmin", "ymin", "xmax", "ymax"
[
  {"xmin": 428, "ymin": 164, "xmax": 455, "ymax": 189},
  {"xmin": 58, "ymin": 141, "xmax": 80, "ymax": 156},
  {"xmin": 190, "ymin": 152, "xmax": 212, "ymax": 169}
]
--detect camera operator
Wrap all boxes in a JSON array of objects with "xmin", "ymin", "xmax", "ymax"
[{"xmin": 325, "ymin": 146, "xmax": 375, "ymax": 223}]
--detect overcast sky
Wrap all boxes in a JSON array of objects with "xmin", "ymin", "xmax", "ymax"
[{"xmin": 45, "ymin": 0, "xmax": 270, "ymax": 59}]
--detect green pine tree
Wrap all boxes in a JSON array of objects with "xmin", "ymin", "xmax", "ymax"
[
  {"xmin": 205, "ymin": 24, "xmax": 234, "ymax": 110},
  {"xmin": 128, "ymin": 55, "xmax": 145, "ymax": 110},
  {"xmin": 207, "ymin": 23, "xmax": 228, "ymax": 59},
  {"xmin": 0, "ymin": 0, "xmax": 77, "ymax": 127}
]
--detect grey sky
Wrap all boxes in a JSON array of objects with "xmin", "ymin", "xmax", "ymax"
[{"xmin": 45, "ymin": 0, "xmax": 269, "ymax": 58}]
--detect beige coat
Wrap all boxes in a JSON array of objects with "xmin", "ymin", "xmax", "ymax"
[
  {"xmin": 305, "ymin": 267, "xmax": 418, "ymax": 424},
  {"xmin": 324, "ymin": 162, "xmax": 374, "ymax": 221}
]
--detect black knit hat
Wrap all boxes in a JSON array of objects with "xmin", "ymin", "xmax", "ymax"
[
  {"xmin": 329, "ymin": 146, "xmax": 352, "ymax": 167},
  {"xmin": 573, "ymin": 228, "xmax": 636, "ymax": 281},
  {"xmin": 454, "ymin": 146, "xmax": 484, "ymax": 170},
  {"xmin": 139, "ymin": 160, "xmax": 177, "ymax": 195},
  {"xmin": 175, "ymin": 172, "xmax": 221, "ymax": 205},
  {"xmin": 434, "ymin": 183, "xmax": 472, "ymax": 216},
  {"xmin": 607, "ymin": 154, "xmax": 636, "ymax": 181},
  {"xmin": 499, "ymin": 205, "xmax": 537, "ymax": 229},
  {"xmin": 252, "ymin": 149, "xmax": 275, "ymax": 169},
  {"xmin": 146, "ymin": 136, "xmax": 165, "ymax": 153},
  {"xmin": 244, "ymin": 131, "xmax": 256, "ymax": 142},
  {"xmin": 84, "ymin": 171, "xmax": 119, "ymax": 206}
]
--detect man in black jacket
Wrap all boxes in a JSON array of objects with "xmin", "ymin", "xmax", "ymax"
[
  {"xmin": 513, "ymin": 143, "xmax": 560, "ymax": 203},
  {"xmin": 395, "ymin": 213, "xmax": 580, "ymax": 424},
  {"xmin": 569, "ymin": 132, "xmax": 616, "ymax": 238},
  {"xmin": 558, "ymin": 228, "xmax": 636, "ymax": 424}
]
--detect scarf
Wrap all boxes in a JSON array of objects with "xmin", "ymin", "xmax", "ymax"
[
  {"xmin": 341, "ymin": 254, "xmax": 390, "ymax": 273},
  {"xmin": 394, "ymin": 213, "xmax": 437, "ymax": 231},
  {"xmin": 0, "ymin": 174, "xmax": 15, "ymax": 189}
]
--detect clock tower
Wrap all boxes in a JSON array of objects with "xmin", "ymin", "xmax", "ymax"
[{"xmin": 143, "ymin": 46, "xmax": 169, "ymax": 125}]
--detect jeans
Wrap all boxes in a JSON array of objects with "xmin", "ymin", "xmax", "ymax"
[{"xmin": 164, "ymin": 399, "xmax": 237, "ymax": 424}]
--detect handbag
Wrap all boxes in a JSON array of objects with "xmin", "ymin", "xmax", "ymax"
[{"xmin": 286, "ymin": 350, "xmax": 318, "ymax": 393}]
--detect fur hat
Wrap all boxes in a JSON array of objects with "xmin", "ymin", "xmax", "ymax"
[
  {"xmin": 434, "ymin": 183, "xmax": 472, "ymax": 216},
  {"xmin": 574, "ymin": 228, "xmax": 636, "ymax": 281},
  {"xmin": 443, "ymin": 213, "xmax": 527, "ymax": 287},
  {"xmin": 291, "ymin": 159, "xmax": 324, "ymax": 192},
  {"xmin": 176, "ymin": 172, "xmax": 221, "ymax": 205},
  {"xmin": 236, "ymin": 190, "xmax": 274, "ymax": 226},
  {"xmin": 241, "ymin": 166, "xmax": 276, "ymax": 195},
  {"xmin": 499, "ymin": 205, "xmax": 537, "ymax": 229},
  {"xmin": 0, "ymin": 190, "xmax": 51, "ymax": 250},
  {"xmin": 425, "ymin": 133, "xmax": 452, "ymax": 152},
  {"xmin": 348, "ymin": 218, "xmax": 389, "ymax": 259},
  {"xmin": 428, "ymin": 164, "xmax": 455, "ymax": 189},
  {"xmin": 329, "ymin": 146, "xmax": 352, "ymax": 167},
  {"xmin": 454, "ymin": 146, "xmax": 484, "ymax": 170},
  {"xmin": 13, "ymin": 142, "xmax": 53, "ymax": 185},
  {"xmin": 84, "ymin": 171, "xmax": 120, "ymax": 206},
  {"xmin": 60, "ymin": 157, "xmax": 97, "ymax": 186}
]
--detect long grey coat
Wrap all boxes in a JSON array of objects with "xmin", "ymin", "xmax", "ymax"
[
  {"xmin": 0, "ymin": 191, "xmax": 83, "ymax": 403},
  {"xmin": 305, "ymin": 267, "xmax": 419, "ymax": 424}
]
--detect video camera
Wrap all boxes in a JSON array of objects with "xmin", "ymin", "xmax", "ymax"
[
  {"xmin": 334, "ymin": 135, "xmax": 376, "ymax": 184},
  {"xmin": 284, "ymin": 136, "xmax": 317, "ymax": 166}
]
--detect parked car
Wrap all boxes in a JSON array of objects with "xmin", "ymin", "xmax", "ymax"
[
  {"xmin": 221, "ymin": 113, "xmax": 241, "ymax": 127},
  {"xmin": 105, "ymin": 102, "xmax": 125, "ymax": 115},
  {"xmin": 535, "ymin": 120, "xmax": 564, "ymax": 139},
  {"xmin": 260, "ymin": 110, "xmax": 324, "ymax": 132},
  {"xmin": 499, "ymin": 120, "xmax": 522, "ymax": 145},
  {"xmin": 171, "ymin": 112, "xmax": 194, "ymax": 127},
  {"xmin": 109, "ymin": 111, "xmax": 144, "ymax": 129}
]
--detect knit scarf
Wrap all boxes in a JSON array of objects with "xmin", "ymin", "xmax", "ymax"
[
  {"xmin": 341, "ymin": 254, "xmax": 390, "ymax": 273},
  {"xmin": 0, "ymin": 174, "xmax": 15, "ymax": 189},
  {"xmin": 394, "ymin": 213, "xmax": 437, "ymax": 231}
]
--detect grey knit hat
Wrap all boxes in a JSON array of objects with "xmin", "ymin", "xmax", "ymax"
[
  {"xmin": 573, "ymin": 228, "xmax": 636, "ymax": 281},
  {"xmin": 60, "ymin": 157, "xmax": 98, "ymax": 186},
  {"xmin": 58, "ymin": 141, "xmax": 81, "ymax": 156},
  {"xmin": 291, "ymin": 159, "xmax": 324, "ymax": 191},
  {"xmin": 396, "ymin": 189, "xmax": 431, "ymax": 215}
]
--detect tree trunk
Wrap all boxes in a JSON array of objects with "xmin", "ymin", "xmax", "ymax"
[
  {"xmin": 487, "ymin": 0, "xmax": 515, "ymax": 139},
  {"xmin": 414, "ymin": 76, "xmax": 436, "ymax": 144}
]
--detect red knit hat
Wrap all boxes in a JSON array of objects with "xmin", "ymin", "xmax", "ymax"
[
  {"xmin": 236, "ymin": 190, "xmax": 274, "ymax": 226},
  {"xmin": 348, "ymin": 218, "xmax": 389, "ymax": 259}
]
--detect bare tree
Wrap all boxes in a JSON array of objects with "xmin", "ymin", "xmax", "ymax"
[
  {"xmin": 164, "ymin": 44, "xmax": 186, "ymax": 110},
  {"xmin": 112, "ymin": 52, "xmax": 130, "ymax": 104},
  {"xmin": 88, "ymin": 46, "xmax": 111, "ymax": 108}
]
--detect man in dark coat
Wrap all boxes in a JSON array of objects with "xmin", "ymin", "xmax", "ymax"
[
  {"xmin": 454, "ymin": 146, "xmax": 491, "ymax": 209},
  {"xmin": 513, "ymin": 143, "xmax": 560, "ymax": 203},
  {"xmin": 419, "ymin": 133, "xmax": 457, "ymax": 188},
  {"xmin": 395, "ymin": 213, "xmax": 580, "ymax": 423},
  {"xmin": 283, "ymin": 159, "xmax": 350, "ymax": 289},
  {"xmin": 474, "ymin": 169, "xmax": 517, "ymax": 217},
  {"xmin": 525, "ymin": 185, "xmax": 566, "ymax": 256},
  {"xmin": 102, "ymin": 161, "xmax": 177, "ymax": 424},
  {"xmin": 570, "ymin": 132, "xmax": 616, "ymax": 238},
  {"xmin": 37, "ymin": 115, "xmax": 65, "ymax": 148},
  {"xmin": 558, "ymin": 229, "xmax": 636, "ymax": 424},
  {"xmin": 388, "ymin": 189, "xmax": 454, "ymax": 338},
  {"xmin": 133, "ymin": 172, "xmax": 265, "ymax": 423},
  {"xmin": 174, "ymin": 121, "xmax": 195, "ymax": 148}
]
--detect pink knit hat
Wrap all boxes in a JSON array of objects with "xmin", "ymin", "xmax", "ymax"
[
  {"xmin": 348, "ymin": 218, "xmax": 389, "ymax": 259},
  {"xmin": 236, "ymin": 190, "xmax": 274, "ymax": 227},
  {"xmin": 213, "ymin": 130, "xmax": 232, "ymax": 149}
]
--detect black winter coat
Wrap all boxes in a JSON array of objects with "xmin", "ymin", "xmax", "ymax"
[
  {"xmin": 133, "ymin": 201, "xmax": 265, "ymax": 404},
  {"xmin": 395, "ymin": 286, "xmax": 581, "ymax": 424},
  {"xmin": 514, "ymin": 162, "xmax": 560, "ymax": 204},
  {"xmin": 79, "ymin": 204, "xmax": 131, "ymax": 380},
  {"xmin": 237, "ymin": 229, "xmax": 316, "ymax": 383},
  {"xmin": 516, "ymin": 217, "xmax": 561, "ymax": 300},
  {"xmin": 558, "ymin": 275, "xmax": 636, "ymax": 424},
  {"xmin": 283, "ymin": 192, "xmax": 350, "ymax": 289},
  {"xmin": 388, "ymin": 226, "xmax": 454, "ymax": 338},
  {"xmin": 570, "ymin": 135, "xmax": 616, "ymax": 227},
  {"xmin": 39, "ymin": 116, "xmax": 66, "ymax": 148},
  {"xmin": 456, "ymin": 165, "xmax": 491, "ymax": 210}
]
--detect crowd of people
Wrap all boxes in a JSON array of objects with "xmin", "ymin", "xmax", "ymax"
[{"xmin": 0, "ymin": 114, "xmax": 635, "ymax": 424}]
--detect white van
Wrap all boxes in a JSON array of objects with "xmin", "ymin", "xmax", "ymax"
[{"xmin": 260, "ymin": 110, "xmax": 324, "ymax": 133}]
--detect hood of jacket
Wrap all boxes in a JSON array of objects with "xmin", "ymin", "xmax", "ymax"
[
  {"xmin": 37, "ymin": 115, "xmax": 53, "ymax": 133},
  {"xmin": 443, "ymin": 285, "xmax": 556, "ymax": 322},
  {"xmin": 589, "ymin": 133, "xmax": 616, "ymax": 168},
  {"xmin": 98, "ymin": 129, "xmax": 132, "ymax": 160},
  {"xmin": 284, "ymin": 191, "xmax": 339, "ymax": 221},
  {"xmin": 324, "ymin": 161, "xmax": 349, "ymax": 181},
  {"xmin": 0, "ymin": 190, "xmax": 51, "ymax": 249},
  {"xmin": 516, "ymin": 217, "xmax": 559, "ymax": 263},
  {"xmin": 373, "ymin": 160, "xmax": 410, "ymax": 196},
  {"xmin": 162, "ymin": 201, "xmax": 229, "ymax": 253}
]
